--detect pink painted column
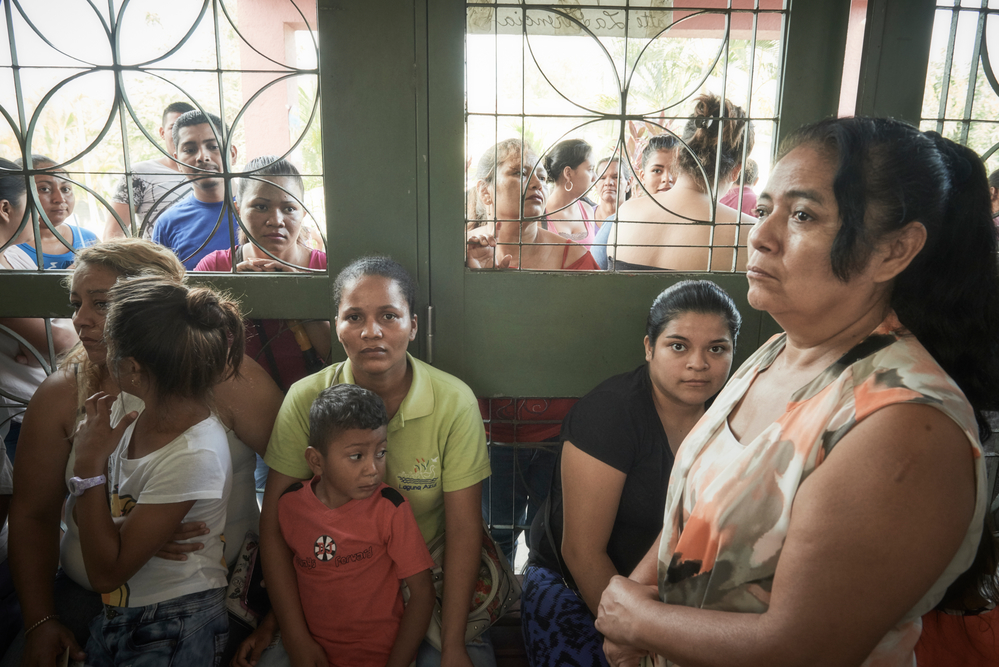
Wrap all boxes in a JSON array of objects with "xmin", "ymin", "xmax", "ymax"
[{"xmin": 236, "ymin": 0, "xmax": 318, "ymax": 160}]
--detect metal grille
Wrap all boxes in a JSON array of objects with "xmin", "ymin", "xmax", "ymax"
[
  {"xmin": 479, "ymin": 396, "xmax": 575, "ymax": 569},
  {"xmin": 0, "ymin": 0, "xmax": 324, "ymax": 435},
  {"xmin": 464, "ymin": 0, "xmax": 788, "ymax": 272},
  {"xmin": 920, "ymin": 0, "xmax": 999, "ymax": 169},
  {"xmin": 0, "ymin": 0, "xmax": 323, "ymax": 262}
]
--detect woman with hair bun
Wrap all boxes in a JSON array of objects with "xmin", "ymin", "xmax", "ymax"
[
  {"xmin": 70, "ymin": 276, "xmax": 245, "ymax": 665},
  {"xmin": 543, "ymin": 139, "xmax": 597, "ymax": 247},
  {"xmin": 609, "ymin": 94, "xmax": 755, "ymax": 271},
  {"xmin": 596, "ymin": 117, "xmax": 999, "ymax": 667},
  {"xmin": 6, "ymin": 239, "xmax": 282, "ymax": 667},
  {"xmin": 522, "ymin": 281, "xmax": 741, "ymax": 667}
]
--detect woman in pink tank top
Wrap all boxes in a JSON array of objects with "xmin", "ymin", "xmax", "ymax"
[{"xmin": 543, "ymin": 139, "xmax": 597, "ymax": 248}]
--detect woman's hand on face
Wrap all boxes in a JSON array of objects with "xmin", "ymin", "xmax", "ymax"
[
  {"xmin": 235, "ymin": 257, "xmax": 299, "ymax": 274},
  {"xmin": 72, "ymin": 392, "xmax": 137, "ymax": 478},
  {"xmin": 466, "ymin": 225, "xmax": 512, "ymax": 269},
  {"xmin": 595, "ymin": 575, "xmax": 658, "ymax": 651},
  {"xmin": 22, "ymin": 618, "xmax": 86, "ymax": 667}
]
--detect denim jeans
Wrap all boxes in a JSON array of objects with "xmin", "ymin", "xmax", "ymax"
[
  {"xmin": 85, "ymin": 587, "xmax": 228, "ymax": 667},
  {"xmin": 482, "ymin": 444, "xmax": 558, "ymax": 559}
]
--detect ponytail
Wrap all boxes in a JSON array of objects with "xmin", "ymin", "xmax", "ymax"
[
  {"xmin": 891, "ymin": 137, "xmax": 999, "ymax": 437},
  {"xmin": 676, "ymin": 94, "xmax": 754, "ymax": 192}
]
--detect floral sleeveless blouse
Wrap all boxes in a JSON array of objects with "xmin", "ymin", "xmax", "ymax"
[{"xmin": 655, "ymin": 316, "xmax": 987, "ymax": 667}]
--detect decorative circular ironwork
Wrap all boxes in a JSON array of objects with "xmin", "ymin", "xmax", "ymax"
[{"xmin": 464, "ymin": 1, "xmax": 787, "ymax": 273}]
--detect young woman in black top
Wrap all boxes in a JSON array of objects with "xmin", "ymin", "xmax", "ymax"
[{"xmin": 522, "ymin": 280, "xmax": 741, "ymax": 667}]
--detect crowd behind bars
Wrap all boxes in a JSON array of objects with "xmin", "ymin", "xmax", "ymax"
[{"xmin": 0, "ymin": 95, "xmax": 998, "ymax": 667}]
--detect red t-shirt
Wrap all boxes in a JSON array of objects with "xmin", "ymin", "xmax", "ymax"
[
  {"xmin": 194, "ymin": 248, "xmax": 328, "ymax": 389},
  {"xmin": 278, "ymin": 479, "xmax": 435, "ymax": 667}
]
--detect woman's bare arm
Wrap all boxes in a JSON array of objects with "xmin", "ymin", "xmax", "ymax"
[
  {"xmin": 596, "ymin": 404, "xmax": 977, "ymax": 667},
  {"xmin": 560, "ymin": 441, "xmax": 628, "ymax": 615},
  {"xmin": 301, "ymin": 320, "xmax": 332, "ymax": 361},
  {"xmin": 8, "ymin": 370, "xmax": 87, "ymax": 665},
  {"xmin": 215, "ymin": 355, "xmax": 283, "ymax": 457},
  {"xmin": 440, "ymin": 483, "xmax": 483, "ymax": 667}
]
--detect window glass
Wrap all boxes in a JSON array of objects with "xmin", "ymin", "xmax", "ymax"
[
  {"xmin": 920, "ymin": 1, "xmax": 999, "ymax": 173},
  {"xmin": 0, "ymin": 0, "xmax": 324, "ymax": 270},
  {"xmin": 465, "ymin": 0, "xmax": 787, "ymax": 272}
]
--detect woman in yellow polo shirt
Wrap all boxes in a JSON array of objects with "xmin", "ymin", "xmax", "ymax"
[{"xmin": 237, "ymin": 257, "xmax": 494, "ymax": 667}]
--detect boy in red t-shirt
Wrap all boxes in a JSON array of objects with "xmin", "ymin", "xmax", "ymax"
[{"xmin": 274, "ymin": 384, "xmax": 436, "ymax": 667}]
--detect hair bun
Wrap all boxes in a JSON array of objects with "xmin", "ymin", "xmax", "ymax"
[
  {"xmin": 186, "ymin": 288, "xmax": 226, "ymax": 329},
  {"xmin": 542, "ymin": 154, "xmax": 555, "ymax": 180}
]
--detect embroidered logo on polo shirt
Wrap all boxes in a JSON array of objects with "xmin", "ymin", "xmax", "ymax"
[
  {"xmin": 314, "ymin": 535, "xmax": 336, "ymax": 562},
  {"xmin": 397, "ymin": 456, "xmax": 439, "ymax": 491}
]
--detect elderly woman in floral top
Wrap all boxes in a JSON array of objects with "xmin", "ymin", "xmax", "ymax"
[{"xmin": 595, "ymin": 117, "xmax": 999, "ymax": 667}]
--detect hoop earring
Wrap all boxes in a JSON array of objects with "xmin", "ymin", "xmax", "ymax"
[{"xmin": 564, "ymin": 181, "xmax": 573, "ymax": 193}]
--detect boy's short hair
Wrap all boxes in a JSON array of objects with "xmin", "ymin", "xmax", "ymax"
[{"xmin": 309, "ymin": 384, "xmax": 389, "ymax": 454}]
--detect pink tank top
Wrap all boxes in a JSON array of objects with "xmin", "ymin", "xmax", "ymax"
[{"xmin": 546, "ymin": 201, "xmax": 596, "ymax": 247}]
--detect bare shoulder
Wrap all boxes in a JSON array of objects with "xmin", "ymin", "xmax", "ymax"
[
  {"xmin": 15, "ymin": 367, "xmax": 80, "ymax": 480},
  {"xmin": 215, "ymin": 355, "xmax": 282, "ymax": 422},
  {"xmin": 616, "ymin": 196, "xmax": 661, "ymax": 221},
  {"xmin": 214, "ymin": 355, "xmax": 282, "ymax": 454},
  {"xmin": 616, "ymin": 197, "xmax": 642, "ymax": 219},
  {"xmin": 27, "ymin": 367, "xmax": 79, "ymax": 426},
  {"xmin": 834, "ymin": 402, "xmax": 973, "ymax": 471},
  {"xmin": 798, "ymin": 401, "xmax": 976, "ymax": 530}
]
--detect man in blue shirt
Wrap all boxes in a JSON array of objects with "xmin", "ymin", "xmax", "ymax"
[{"xmin": 152, "ymin": 110, "xmax": 239, "ymax": 269}]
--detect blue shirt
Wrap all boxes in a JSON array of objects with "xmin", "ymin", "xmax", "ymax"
[
  {"xmin": 591, "ymin": 214, "xmax": 615, "ymax": 270},
  {"xmin": 152, "ymin": 194, "xmax": 239, "ymax": 270},
  {"xmin": 17, "ymin": 225, "xmax": 99, "ymax": 270}
]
